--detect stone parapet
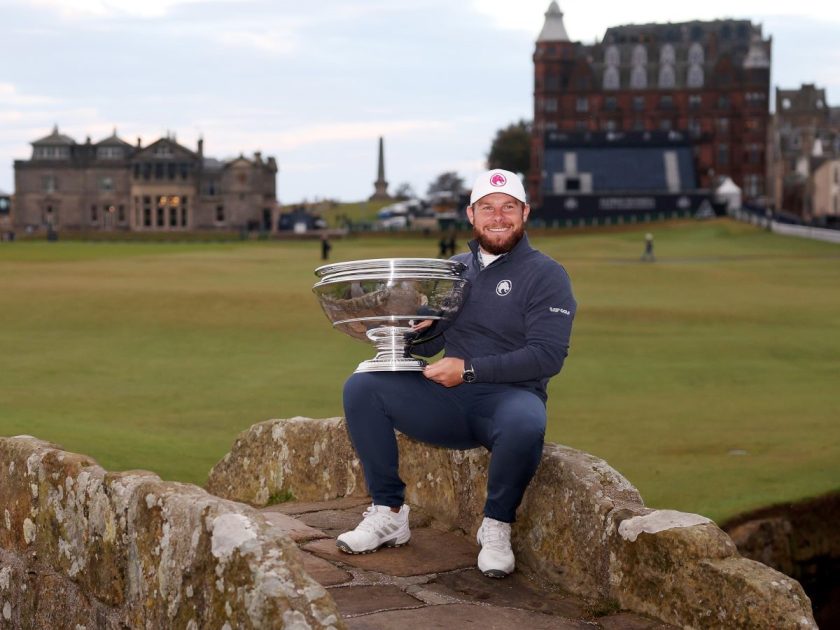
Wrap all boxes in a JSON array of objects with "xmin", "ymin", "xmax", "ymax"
[
  {"xmin": 207, "ymin": 417, "xmax": 816, "ymax": 629},
  {"xmin": 0, "ymin": 435, "xmax": 343, "ymax": 629}
]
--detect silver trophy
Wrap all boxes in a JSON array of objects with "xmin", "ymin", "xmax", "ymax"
[{"xmin": 313, "ymin": 258, "xmax": 469, "ymax": 372}]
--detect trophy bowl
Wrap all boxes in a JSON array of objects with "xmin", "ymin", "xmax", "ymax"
[{"xmin": 313, "ymin": 258, "xmax": 469, "ymax": 372}]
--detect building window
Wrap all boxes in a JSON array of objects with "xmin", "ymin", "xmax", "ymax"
[
  {"xmin": 717, "ymin": 95, "xmax": 731, "ymax": 110},
  {"xmin": 153, "ymin": 144, "xmax": 173, "ymax": 158},
  {"xmin": 633, "ymin": 119, "xmax": 645, "ymax": 131},
  {"xmin": 575, "ymin": 97, "xmax": 589, "ymax": 113},
  {"xmin": 216, "ymin": 205, "xmax": 225, "ymax": 223},
  {"xmin": 90, "ymin": 204, "xmax": 98, "ymax": 224},
  {"xmin": 630, "ymin": 66, "xmax": 647, "ymax": 89},
  {"xmin": 154, "ymin": 163, "xmax": 164, "ymax": 179},
  {"xmin": 605, "ymin": 45, "xmax": 620, "ymax": 66},
  {"xmin": 687, "ymin": 64, "xmax": 704, "ymax": 88},
  {"xmin": 97, "ymin": 146, "xmax": 123, "ymax": 160},
  {"xmin": 688, "ymin": 43, "xmax": 704, "ymax": 65},
  {"xmin": 659, "ymin": 119, "xmax": 673, "ymax": 131},
  {"xmin": 118, "ymin": 205, "xmax": 126, "ymax": 223},
  {"xmin": 100, "ymin": 176, "xmax": 114, "ymax": 192},
  {"xmin": 602, "ymin": 66, "xmax": 619, "ymax": 90},
  {"xmin": 575, "ymin": 120, "xmax": 588, "ymax": 130},
  {"xmin": 747, "ymin": 143, "xmax": 762, "ymax": 164},
  {"xmin": 659, "ymin": 65, "xmax": 676, "ymax": 89},
  {"xmin": 33, "ymin": 146, "xmax": 70, "ymax": 160},
  {"xmin": 632, "ymin": 96, "xmax": 645, "ymax": 111},
  {"xmin": 717, "ymin": 144, "xmax": 730, "ymax": 165},
  {"xmin": 689, "ymin": 94, "xmax": 702, "ymax": 109},
  {"xmin": 42, "ymin": 175, "xmax": 58, "ymax": 193},
  {"xmin": 688, "ymin": 118, "xmax": 702, "ymax": 137},
  {"xmin": 744, "ymin": 175, "xmax": 762, "ymax": 197},
  {"xmin": 716, "ymin": 118, "xmax": 730, "ymax": 134},
  {"xmin": 660, "ymin": 44, "xmax": 675, "ymax": 65},
  {"xmin": 632, "ymin": 45, "xmax": 648, "ymax": 66},
  {"xmin": 604, "ymin": 96, "xmax": 617, "ymax": 111},
  {"xmin": 659, "ymin": 95, "xmax": 674, "ymax": 110},
  {"xmin": 545, "ymin": 98, "xmax": 558, "ymax": 113}
]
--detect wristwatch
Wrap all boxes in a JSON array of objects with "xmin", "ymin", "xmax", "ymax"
[{"xmin": 462, "ymin": 365, "xmax": 476, "ymax": 383}]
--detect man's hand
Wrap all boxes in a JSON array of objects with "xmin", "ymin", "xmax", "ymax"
[
  {"xmin": 410, "ymin": 319, "xmax": 434, "ymax": 332},
  {"xmin": 423, "ymin": 357, "xmax": 465, "ymax": 387}
]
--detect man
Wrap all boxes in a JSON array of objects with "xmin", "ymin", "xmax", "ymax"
[{"xmin": 338, "ymin": 168, "xmax": 576, "ymax": 578}]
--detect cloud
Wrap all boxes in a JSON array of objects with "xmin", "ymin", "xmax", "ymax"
[
  {"xmin": 25, "ymin": 0, "xmax": 244, "ymax": 19},
  {"xmin": 218, "ymin": 29, "xmax": 300, "ymax": 56},
  {"xmin": 0, "ymin": 83, "xmax": 57, "ymax": 106}
]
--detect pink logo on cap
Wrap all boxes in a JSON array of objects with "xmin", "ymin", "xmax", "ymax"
[{"xmin": 490, "ymin": 173, "xmax": 507, "ymax": 187}]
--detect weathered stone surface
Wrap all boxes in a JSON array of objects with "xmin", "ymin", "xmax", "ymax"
[
  {"xmin": 343, "ymin": 603, "xmax": 593, "ymax": 629},
  {"xmin": 610, "ymin": 522, "xmax": 816, "ymax": 628},
  {"xmin": 431, "ymin": 569, "xmax": 589, "ymax": 619},
  {"xmin": 260, "ymin": 507, "xmax": 329, "ymax": 542},
  {"xmin": 208, "ymin": 417, "xmax": 817, "ymax": 629},
  {"xmin": 327, "ymin": 585, "xmax": 423, "ymax": 616},
  {"xmin": 292, "ymin": 504, "xmax": 432, "ymax": 538},
  {"xmin": 206, "ymin": 416, "xmax": 367, "ymax": 505},
  {"xmin": 598, "ymin": 612, "xmax": 674, "ymax": 629},
  {"xmin": 272, "ymin": 496, "xmax": 372, "ymax": 516},
  {"xmin": 0, "ymin": 435, "xmax": 344, "ymax": 629},
  {"xmin": 303, "ymin": 528, "xmax": 477, "ymax": 576},
  {"xmin": 293, "ymin": 550, "xmax": 353, "ymax": 587}
]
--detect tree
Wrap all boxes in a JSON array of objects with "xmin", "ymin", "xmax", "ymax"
[
  {"xmin": 426, "ymin": 171, "xmax": 465, "ymax": 197},
  {"xmin": 393, "ymin": 182, "xmax": 416, "ymax": 200},
  {"xmin": 487, "ymin": 120, "xmax": 532, "ymax": 176}
]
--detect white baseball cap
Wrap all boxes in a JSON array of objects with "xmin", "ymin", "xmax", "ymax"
[{"xmin": 470, "ymin": 169, "xmax": 527, "ymax": 205}]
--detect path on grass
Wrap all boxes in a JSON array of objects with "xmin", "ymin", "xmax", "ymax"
[{"xmin": 262, "ymin": 496, "xmax": 676, "ymax": 629}]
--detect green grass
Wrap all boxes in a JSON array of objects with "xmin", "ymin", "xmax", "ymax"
[{"xmin": 1, "ymin": 219, "xmax": 838, "ymax": 522}]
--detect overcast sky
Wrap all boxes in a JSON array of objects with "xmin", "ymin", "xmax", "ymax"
[{"xmin": 2, "ymin": 0, "xmax": 838, "ymax": 202}]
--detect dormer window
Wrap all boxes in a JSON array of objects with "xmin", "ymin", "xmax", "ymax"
[
  {"xmin": 604, "ymin": 45, "xmax": 620, "ymax": 66},
  {"xmin": 153, "ymin": 144, "xmax": 173, "ymax": 158},
  {"xmin": 659, "ymin": 44, "xmax": 675, "ymax": 65},
  {"xmin": 33, "ymin": 146, "xmax": 70, "ymax": 160},
  {"xmin": 97, "ymin": 146, "xmax": 124, "ymax": 160}
]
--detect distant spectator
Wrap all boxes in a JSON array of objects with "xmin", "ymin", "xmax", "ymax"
[
  {"xmin": 321, "ymin": 234, "xmax": 332, "ymax": 260},
  {"xmin": 446, "ymin": 234, "xmax": 457, "ymax": 256},
  {"xmin": 641, "ymin": 233, "xmax": 655, "ymax": 262},
  {"xmin": 438, "ymin": 235, "xmax": 448, "ymax": 258}
]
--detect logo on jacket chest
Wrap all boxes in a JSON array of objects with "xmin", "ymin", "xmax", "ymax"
[{"xmin": 495, "ymin": 280, "xmax": 513, "ymax": 296}]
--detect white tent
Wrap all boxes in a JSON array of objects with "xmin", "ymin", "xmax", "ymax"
[{"xmin": 715, "ymin": 177, "xmax": 742, "ymax": 212}]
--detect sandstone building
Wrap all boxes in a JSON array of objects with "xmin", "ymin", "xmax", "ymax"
[
  {"xmin": 531, "ymin": 2, "xmax": 771, "ymax": 209},
  {"xmin": 767, "ymin": 83, "xmax": 840, "ymax": 220},
  {"xmin": 13, "ymin": 127, "xmax": 278, "ymax": 232}
]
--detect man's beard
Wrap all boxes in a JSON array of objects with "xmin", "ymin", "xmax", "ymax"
[{"xmin": 474, "ymin": 222, "xmax": 525, "ymax": 255}]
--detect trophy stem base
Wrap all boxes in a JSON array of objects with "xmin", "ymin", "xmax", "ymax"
[
  {"xmin": 355, "ymin": 356, "xmax": 427, "ymax": 373},
  {"xmin": 355, "ymin": 326, "xmax": 427, "ymax": 373}
]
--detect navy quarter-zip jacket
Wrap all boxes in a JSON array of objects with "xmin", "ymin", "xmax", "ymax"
[{"xmin": 413, "ymin": 234, "xmax": 576, "ymax": 402}]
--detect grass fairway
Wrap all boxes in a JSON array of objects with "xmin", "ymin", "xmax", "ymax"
[{"xmin": 1, "ymin": 219, "xmax": 838, "ymax": 522}]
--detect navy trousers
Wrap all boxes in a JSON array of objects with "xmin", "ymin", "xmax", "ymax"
[{"xmin": 342, "ymin": 372, "xmax": 546, "ymax": 523}]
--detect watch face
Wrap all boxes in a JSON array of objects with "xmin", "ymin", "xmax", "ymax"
[{"xmin": 463, "ymin": 369, "xmax": 476, "ymax": 383}]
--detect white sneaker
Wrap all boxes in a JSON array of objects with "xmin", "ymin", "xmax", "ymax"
[
  {"xmin": 476, "ymin": 517, "xmax": 515, "ymax": 577},
  {"xmin": 336, "ymin": 504, "xmax": 411, "ymax": 554}
]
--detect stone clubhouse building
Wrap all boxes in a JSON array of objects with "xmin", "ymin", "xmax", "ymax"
[{"xmin": 13, "ymin": 126, "xmax": 278, "ymax": 232}]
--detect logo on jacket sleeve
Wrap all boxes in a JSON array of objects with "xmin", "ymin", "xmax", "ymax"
[{"xmin": 496, "ymin": 280, "xmax": 512, "ymax": 296}]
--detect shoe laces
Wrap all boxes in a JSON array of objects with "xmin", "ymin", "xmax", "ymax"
[
  {"xmin": 357, "ymin": 505, "xmax": 398, "ymax": 533},
  {"xmin": 481, "ymin": 519, "xmax": 511, "ymax": 550}
]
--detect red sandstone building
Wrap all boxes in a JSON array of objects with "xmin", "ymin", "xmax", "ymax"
[{"xmin": 530, "ymin": 2, "xmax": 771, "ymax": 211}]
